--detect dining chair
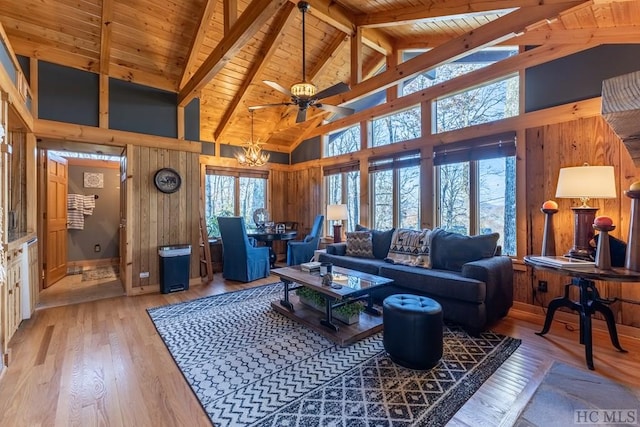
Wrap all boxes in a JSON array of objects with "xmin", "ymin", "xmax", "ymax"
[
  {"xmin": 287, "ymin": 214, "xmax": 324, "ymax": 265},
  {"xmin": 218, "ymin": 216, "xmax": 270, "ymax": 282}
]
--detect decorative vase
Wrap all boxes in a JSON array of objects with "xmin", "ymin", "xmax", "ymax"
[
  {"xmin": 593, "ymin": 224, "xmax": 614, "ymax": 270},
  {"xmin": 541, "ymin": 207, "xmax": 558, "ymax": 256},
  {"xmin": 625, "ymin": 190, "xmax": 640, "ymax": 271}
]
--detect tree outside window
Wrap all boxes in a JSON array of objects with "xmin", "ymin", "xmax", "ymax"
[{"xmin": 204, "ymin": 171, "xmax": 267, "ymax": 237}]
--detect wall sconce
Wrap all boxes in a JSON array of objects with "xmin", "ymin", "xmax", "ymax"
[
  {"xmin": 555, "ymin": 164, "xmax": 617, "ymax": 259},
  {"xmin": 326, "ymin": 204, "xmax": 348, "ymax": 243}
]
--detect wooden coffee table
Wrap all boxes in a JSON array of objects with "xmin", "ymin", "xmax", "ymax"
[{"xmin": 270, "ymin": 265, "xmax": 393, "ymax": 345}]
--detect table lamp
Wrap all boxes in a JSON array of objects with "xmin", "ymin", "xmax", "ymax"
[
  {"xmin": 327, "ymin": 204, "xmax": 348, "ymax": 243},
  {"xmin": 555, "ymin": 164, "xmax": 616, "ymax": 260}
]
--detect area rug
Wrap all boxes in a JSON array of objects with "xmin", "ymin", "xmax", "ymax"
[
  {"xmin": 81, "ymin": 265, "xmax": 119, "ymax": 281},
  {"xmin": 515, "ymin": 362, "xmax": 640, "ymax": 426},
  {"xmin": 147, "ymin": 283, "xmax": 521, "ymax": 426}
]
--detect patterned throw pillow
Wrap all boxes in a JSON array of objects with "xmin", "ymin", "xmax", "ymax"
[
  {"xmin": 346, "ymin": 231, "xmax": 374, "ymax": 258},
  {"xmin": 385, "ymin": 228, "xmax": 432, "ymax": 268}
]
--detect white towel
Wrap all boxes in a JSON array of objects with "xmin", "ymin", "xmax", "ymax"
[
  {"xmin": 67, "ymin": 194, "xmax": 83, "ymax": 210},
  {"xmin": 83, "ymin": 195, "xmax": 96, "ymax": 215},
  {"xmin": 67, "ymin": 209, "xmax": 84, "ymax": 229}
]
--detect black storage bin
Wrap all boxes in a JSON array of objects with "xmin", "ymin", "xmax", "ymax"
[{"xmin": 158, "ymin": 244, "xmax": 191, "ymax": 293}]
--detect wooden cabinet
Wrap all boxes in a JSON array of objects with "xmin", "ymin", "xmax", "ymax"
[
  {"xmin": 3, "ymin": 246, "xmax": 23, "ymax": 356},
  {"xmin": 27, "ymin": 239, "xmax": 39, "ymax": 313}
]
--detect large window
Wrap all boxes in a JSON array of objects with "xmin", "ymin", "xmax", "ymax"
[
  {"xmin": 369, "ymin": 151, "xmax": 421, "ymax": 230},
  {"xmin": 204, "ymin": 168, "xmax": 268, "ymax": 237},
  {"xmin": 434, "ymin": 133, "xmax": 517, "ymax": 255},
  {"xmin": 371, "ymin": 106, "xmax": 421, "ymax": 147},
  {"xmin": 325, "ymin": 125, "xmax": 360, "ymax": 157},
  {"xmin": 325, "ymin": 162, "xmax": 360, "ymax": 235}
]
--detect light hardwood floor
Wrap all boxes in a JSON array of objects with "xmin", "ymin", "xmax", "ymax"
[{"xmin": 1, "ymin": 274, "xmax": 639, "ymax": 427}]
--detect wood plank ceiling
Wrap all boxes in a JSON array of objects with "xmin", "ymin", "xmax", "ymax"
[{"xmin": 1, "ymin": 0, "xmax": 639, "ymax": 153}]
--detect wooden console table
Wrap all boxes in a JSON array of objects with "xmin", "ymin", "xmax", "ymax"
[{"xmin": 524, "ymin": 256, "xmax": 640, "ymax": 370}]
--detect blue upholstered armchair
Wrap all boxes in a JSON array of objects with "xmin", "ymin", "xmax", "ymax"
[
  {"xmin": 218, "ymin": 216, "xmax": 270, "ymax": 282},
  {"xmin": 287, "ymin": 215, "xmax": 324, "ymax": 265}
]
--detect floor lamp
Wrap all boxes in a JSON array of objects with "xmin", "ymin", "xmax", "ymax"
[
  {"xmin": 555, "ymin": 164, "xmax": 617, "ymax": 260},
  {"xmin": 327, "ymin": 204, "xmax": 348, "ymax": 243}
]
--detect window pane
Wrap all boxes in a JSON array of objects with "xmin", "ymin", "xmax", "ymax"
[
  {"xmin": 371, "ymin": 106, "xmax": 421, "ymax": 147},
  {"xmin": 399, "ymin": 166, "xmax": 420, "ymax": 229},
  {"xmin": 479, "ymin": 157, "xmax": 516, "ymax": 255},
  {"xmin": 239, "ymin": 177, "xmax": 267, "ymax": 227},
  {"xmin": 326, "ymin": 125, "xmax": 360, "ymax": 157},
  {"xmin": 371, "ymin": 170, "xmax": 393, "ymax": 230},
  {"xmin": 326, "ymin": 171, "xmax": 360, "ymax": 234},
  {"xmin": 204, "ymin": 174, "xmax": 235, "ymax": 237},
  {"xmin": 346, "ymin": 170, "xmax": 360, "ymax": 232},
  {"xmin": 435, "ymin": 75, "xmax": 519, "ymax": 133},
  {"xmin": 439, "ymin": 163, "xmax": 469, "ymax": 235}
]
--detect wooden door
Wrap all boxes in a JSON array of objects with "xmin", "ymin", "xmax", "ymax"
[
  {"xmin": 44, "ymin": 152, "xmax": 68, "ymax": 287},
  {"xmin": 119, "ymin": 147, "xmax": 129, "ymax": 291}
]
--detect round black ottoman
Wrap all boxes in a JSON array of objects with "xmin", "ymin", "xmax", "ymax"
[{"xmin": 383, "ymin": 294, "xmax": 443, "ymax": 370}]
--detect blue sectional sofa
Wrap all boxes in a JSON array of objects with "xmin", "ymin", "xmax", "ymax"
[{"xmin": 318, "ymin": 227, "xmax": 514, "ymax": 334}]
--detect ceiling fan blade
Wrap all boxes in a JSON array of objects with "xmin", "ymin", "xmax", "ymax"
[
  {"xmin": 296, "ymin": 108, "xmax": 307, "ymax": 123},
  {"xmin": 263, "ymin": 80, "xmax": 292, "ymax": 96},
  {"xmin": 315, "ymin": 103, "xmax": 355, "ymax": 117},
  {"xmin": 315, "ymin": 82, "xmax": 350, "ymax": 100},
  {"xmin": 248, "ymin": 103, "xmax": 293, "ymax": 111}
]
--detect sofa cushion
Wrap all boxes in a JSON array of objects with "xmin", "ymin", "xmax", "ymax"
[
  {"xmin": 356, "ymin": 225, "xmax": 395, "ymax": 259},
  {"xmin": 385, "ymin": 228, "xmax": 432, "ymax": 268},
  {"xmin": 378, "ymin": 264, "xmax": 486, "ymax": 304},
  {"xmin": 346, "ymin": 231, "xmax": 374, "ymax": 258},
  {"xmin": 430, "ymin": 228, "xmax": 499, "ymax": 272},
  {"xmin": 318, "ymin": 252, "xmax": 386, "ymax": 275}
]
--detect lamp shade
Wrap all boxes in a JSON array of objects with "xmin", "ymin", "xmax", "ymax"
[
  {"xmin": 326, "ymin": 204, "xmax": 348, "ymax": 221},
  {"xmin": 555, "ymin": 165, "xmax": 617, "ymax": 202}
]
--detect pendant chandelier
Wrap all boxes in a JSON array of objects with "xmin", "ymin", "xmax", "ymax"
[{"xmin": 235, "ymin": 110, "xmax": 269, "ymax": 167}]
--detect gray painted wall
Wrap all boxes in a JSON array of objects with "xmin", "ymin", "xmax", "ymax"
[{"xmin": 67, "ymin": 162, "xmax": 120, "ymax": 261}]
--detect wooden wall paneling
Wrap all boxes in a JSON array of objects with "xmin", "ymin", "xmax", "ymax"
[
  {"xmin": 139, "ymin": 146, "xmax": 150, "ymax": 288},
  {"xmin": 512, "ymin": 267, "xmax": 531, "ymax": 304},
  {"xmin": 148, "ymin": 147, "xmax": 159, "ymax": 286},
  {"xmin": 132, "ymin": 145, "xmax": 141, "ymax": 289},
  {"xmin": 190, "ymin": 153, "xmax": 200, "ymax": 279}
]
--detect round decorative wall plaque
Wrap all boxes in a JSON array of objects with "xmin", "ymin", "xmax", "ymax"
[{"xmin": 154, "ymin": 168, "xmax": 182, "ymax": 193}]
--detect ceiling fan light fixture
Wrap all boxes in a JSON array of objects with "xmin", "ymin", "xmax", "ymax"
[{"xmin": 291, "ymin": 81, "xmax": 316, "ymax": 98}]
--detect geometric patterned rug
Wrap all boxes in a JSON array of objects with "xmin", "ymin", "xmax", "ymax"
[{"xmin": 147, "ymin": 283, "xmax": 521, "ymax": 426}]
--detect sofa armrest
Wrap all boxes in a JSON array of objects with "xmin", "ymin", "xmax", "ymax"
[
  {"xmin": 462, "ymin": 256, "xmax": 514, "ymax": 320},
  {"xmin": 326, "ymin": 243, "xmax": 347, "ymax": 256}
]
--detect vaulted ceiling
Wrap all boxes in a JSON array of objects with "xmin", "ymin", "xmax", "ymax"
[{"xmin": 1, "ymin": 0, "xmax": 639, "ymax": 153}]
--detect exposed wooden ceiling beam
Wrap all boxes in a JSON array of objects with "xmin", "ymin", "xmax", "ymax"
[
  {"xmin": 179, "ymin": 0, "xmax": 217, "ymax": 89},
  {"xmin": 353, "ymin": 0, "xmax": 582, "ymax": 28},
  {"xmin": 178, "ymin": 0, "xmax": 287, "ymax": 107},
  {"xmin": 308, "ymin": 32, "xmax": 349, "ymax": 80},
  {"xmin": 319, "ymin": 1, "xmax": 589, "ymax": 108},
  {"xmin": 99, "ymin": 0, "xmax": 113, "ymax": 75},
  {"xmin": 224, "ymin": 0, "xmax": 238, "ymax": 34},
  {"xmin": 294, "ymin": 0, "xmax": 394, "ymax": 55},
  {"xmin": 515, "ymin": 25, "xmax": 640, "ymax": 45},
  {"xmin": 214, "ymin": 3, "xmax": 297, "ymax": 142}
]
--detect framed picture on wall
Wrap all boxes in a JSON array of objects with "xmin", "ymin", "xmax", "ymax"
[{"xmin": 84, "ymin": 172, "xmax": 104, "ymax": 188}]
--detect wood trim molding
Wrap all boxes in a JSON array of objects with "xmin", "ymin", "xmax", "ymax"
[{"xmin": 34, "ymin": 119, "xmax": 202, "ymax": 153}]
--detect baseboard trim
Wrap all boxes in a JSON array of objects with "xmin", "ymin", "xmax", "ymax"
[
  {"xmin": 511, "ymin": 301, "xmax": 640, "ymax": 339},
  {"xmin": 67, "ymin": 258, "xmax": 119, "ymax": 269}
]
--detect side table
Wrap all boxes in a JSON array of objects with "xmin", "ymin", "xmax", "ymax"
[{"xmin": 524, "ymin": 256, "xmax": 640, "ymax": 370}]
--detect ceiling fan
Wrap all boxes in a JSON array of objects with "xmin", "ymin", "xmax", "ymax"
[{"xmin": 249, "ymin": 1, "xmax": 355, "ymax": 123}]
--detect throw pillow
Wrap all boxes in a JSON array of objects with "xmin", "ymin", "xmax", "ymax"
[
  {"xmin": 430, "ymin": 228, "xmax": 499, "ymax": 271},
  {"xmin": 356, "ymin": 224, "xmax": 395, "ymax": 259},
  {"xmin": 346, "ymin": 231, "xmax": 374, "ymax": 258},
  {"xmin": 385, "ymin": 228, "xmax": 432, "ymax": 268}
]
